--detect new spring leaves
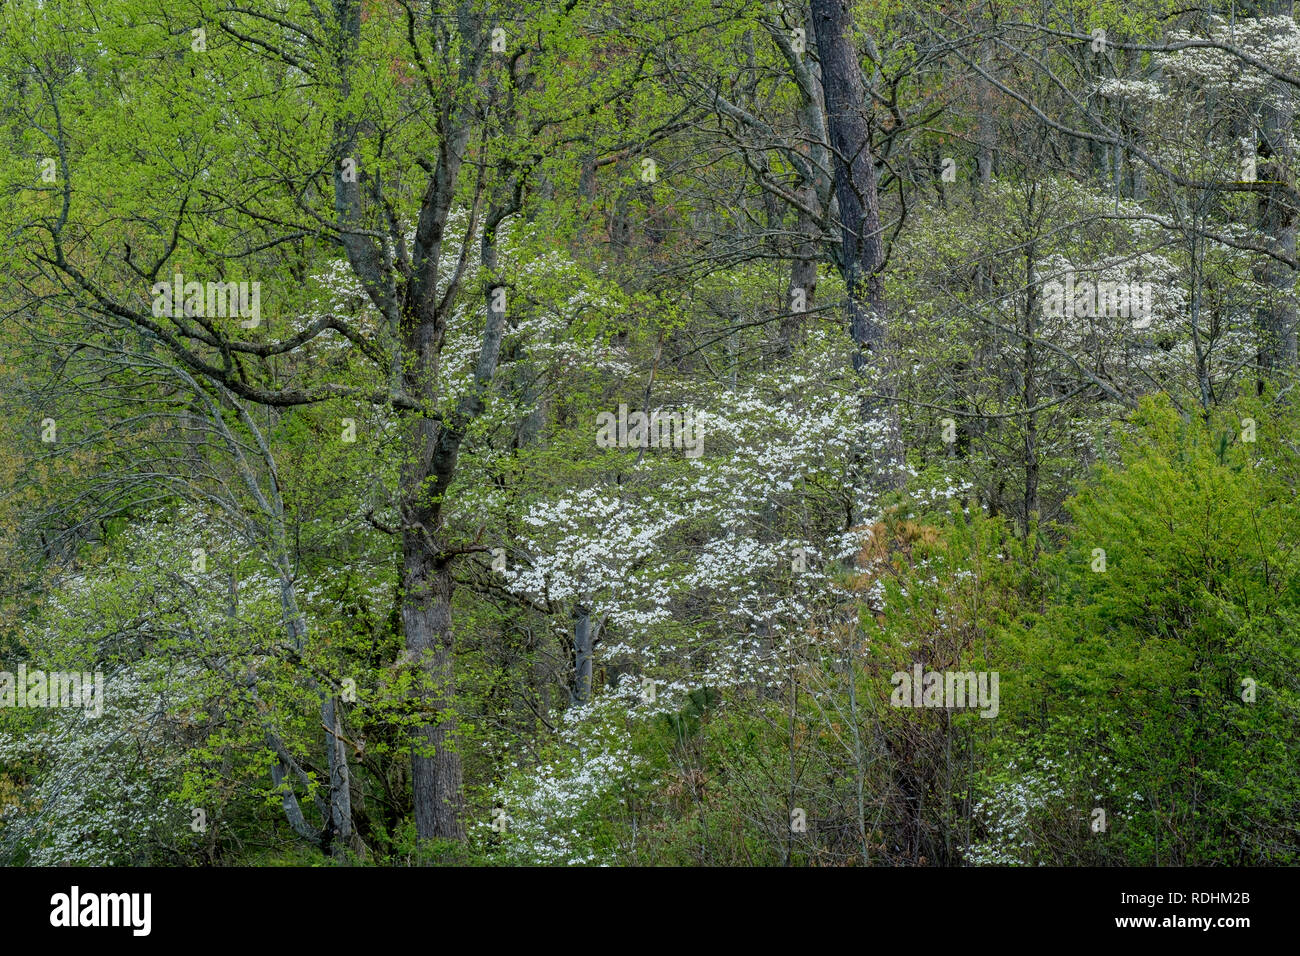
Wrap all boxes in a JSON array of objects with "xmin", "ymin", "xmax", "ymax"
[
  {"xmin": 39, "ymin": 16, "xmax": 1157, "ymax": 352},
  {"xmin": 151, "ymin": 273, "xmax": 260, "ymax": 329},
  {"xmin": 1081, "ymin": 413, "xmax": 1262, "ymax": 708}
]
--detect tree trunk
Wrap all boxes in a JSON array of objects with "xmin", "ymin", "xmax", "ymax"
[
  {"xmin": 1247, "ymin": 0, "xmax": 1298, "ymax": 383},
  {"xmin": 811, "ymin": 0, "xmax": 903, "ymax": 517},
  {"xmin": 775, "ymin": 9, "xmax": 830, "ymax": 355},
  {"xmin": 1022, "ymin": 237, "xmax": 1040, "ymax": 541},
  {"xmin": 782, "ymin": 221, "xmax": 820, "ymax": 353},
  {"xmin": 400, "ymin": 543, "xmax": 465, "ymax": 841},
  {"xmin": 1256, "ymin": 84, "xmax": 1298, "ymax": 380},
  {"xmin": 570, "ymin": 602, "xmax": 593, "ymax": 706},
  {"xmin": 975, "ymin": 38, "xmax": 995, "ymax": 190}
]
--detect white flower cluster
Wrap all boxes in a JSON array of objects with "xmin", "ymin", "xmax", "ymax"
[
  {"xmin": 0, "ymin": 661, "xmax": 203, "ymax": 865},
  {"xmin": 1159, "ymin": 17, "xmax": 1300, "ymax": 97}
]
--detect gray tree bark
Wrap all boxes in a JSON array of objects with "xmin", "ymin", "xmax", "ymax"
[
  {"xmin": 571, "ymin": 603, "xmax": 593, "ymax": 706},
  {"xmin": 1256, "ymin": 88, "xmax": 1298, "ymax": 379},
  {"xmin": 1248, "ymin": 1, "xmax": 1298, "ymax": 383},
  {"xmin": 775, "ymin": 10, "xmax": 832, "ymax": 354},
  {"xmin": 810, "ymin": 0, "xmax": 903, "ymax": 515}
]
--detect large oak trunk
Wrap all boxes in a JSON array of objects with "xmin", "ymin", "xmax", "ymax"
[{"xmin": 401, "ymin": 535, "xmax": 465, "ymax": 841}]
